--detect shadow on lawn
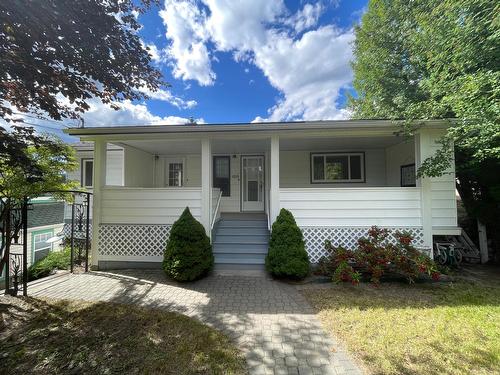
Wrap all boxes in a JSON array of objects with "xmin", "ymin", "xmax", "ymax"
[
  {"xmin": 0, "ymin": 295, "xmax": 246, "ymax": 375},
  {"xmin": 27, "ymin": 269, "xmax": 360, "ymax": 374}
]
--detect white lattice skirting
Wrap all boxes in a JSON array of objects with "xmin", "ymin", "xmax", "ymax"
[
  {"xmin": 99, "ymin": 224, "xmax": 171, "ymax": 258},
  {"xmin": 301, "ymin": 226, "xmax": 425, "ymax": 263},
  {"xmin": 63, "ymin": 223, "xmax": 93, "ymax": 240}
]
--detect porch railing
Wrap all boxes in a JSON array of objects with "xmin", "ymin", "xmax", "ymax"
[
  {"xmin": 280, "ymin": 187, "xmax": 422, "ymax": 227},
  {"xmin": 100, "ymin": 187, "xmax": 202, "ymax": 224}
]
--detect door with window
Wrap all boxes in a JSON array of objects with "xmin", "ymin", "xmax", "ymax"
[{"xmin": 241, "ymin": 156, "xmax": 264, "ymax": 211}]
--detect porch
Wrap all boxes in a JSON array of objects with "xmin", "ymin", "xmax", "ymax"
[{"xmin": 80, "ymin": 121, "xmax": 457, "ymax": 269}]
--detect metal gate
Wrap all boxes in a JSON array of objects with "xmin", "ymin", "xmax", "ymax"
[{"xmin": 1, "ymin": 190, "xmax": 92, "ymax": 296}]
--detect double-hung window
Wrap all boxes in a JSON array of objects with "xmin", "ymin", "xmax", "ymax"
[
  {"xmin": 311, "ymin": 152, "xmax": 365, "ymax": 183},
  {"xmin": 33, "ymin": 230, "xmax": 53, "ymax": 263}
]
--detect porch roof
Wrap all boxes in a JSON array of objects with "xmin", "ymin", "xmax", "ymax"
[{"xmin": 64, "ymin": 119, "xmax": 451, "ymax": 140}]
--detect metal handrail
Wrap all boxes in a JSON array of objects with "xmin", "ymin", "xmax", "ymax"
[
  {"xmin": 211, "ymin": 189, "xmax": 223, "ymax": 230},
  {"xmin": 266, "ymin": 188, "xmax": 271, "ymax": 231}
]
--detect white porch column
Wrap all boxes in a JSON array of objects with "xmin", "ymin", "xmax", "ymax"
[
  {"xmin": 91, "ymin": 139, "xmax": 107, "ymax": 268},
  {"xmin": 270, "ymin": 135, "xmax": 280, "ymax": 225},
  {"xmin": 201, "ymin": 138, "xmax": 212, "ymax": 237},
  {"xmin": 415, "ymin": 131, "xmax": 433, "ymax": 254}
]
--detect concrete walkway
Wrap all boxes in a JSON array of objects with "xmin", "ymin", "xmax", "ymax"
[{"xmin": 29, "ymin": 270, "xmax": 362, "ymax": 375}]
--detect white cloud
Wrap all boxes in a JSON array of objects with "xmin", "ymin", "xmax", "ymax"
[
  {"xmin": 80, "ymin": 99, "xmax": 204, "ymax": 127},
  {"xmin": 159, "ymin": 0, "xmax": 215, "ymax": 85},
  {"xmin": 137, "ymin": 85, "xmax": 197, "ymax": 109},
  {"xmin": 1, "ymin": 99, "xmax": 204, "ymax": 142},
  {"xmin": 285, "ymin": 3, "xmax": 324, "ymax": 33},
  {"xmin": 253, "ymin": 26, "xmax": 354, "ymax": 121},
  {"xmin": 143, "ymin": 42, "xmax": 166, "ymax": 63},
  {"xmin": 158, "ymin": 0, "xmax": 354, "ymax": 121}
]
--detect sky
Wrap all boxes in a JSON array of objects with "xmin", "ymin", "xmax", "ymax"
[{"xmin": 6, "ymin": 0, "xmax": 368, "ymax": 141}]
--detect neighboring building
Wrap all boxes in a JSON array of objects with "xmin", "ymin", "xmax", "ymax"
[
  {"xmin": 1, "ymin": 197, "xmax": 65, "ymax": 287},
  {"xmin": 65, "ymin": 120, "xmax": 459, "ymax": 271}
]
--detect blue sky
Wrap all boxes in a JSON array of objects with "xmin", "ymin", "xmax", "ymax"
[
  {"xmin": 135, "ymin": 0, "xmax": 367, "ymax": 124},
  {"xmin": 5, "ymin": 0, "xmax": 368, "ymax": 140}
]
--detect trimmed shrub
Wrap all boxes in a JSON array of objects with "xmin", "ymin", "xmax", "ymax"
[
  {"xmin": 28, "ymin": 247, "xmax": 71, "ymax": 281},
  {"xmin": 163, "ymin": 207, "xmax": 213, "ymax": 281},
  {"xmin": 266, "ymin": 208, "xmax": 310, "ymax": 279}
]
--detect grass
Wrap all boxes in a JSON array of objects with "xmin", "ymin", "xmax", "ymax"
[
  {"xmin": 303, "ymin": 276, "xmax": 500, "ymax": 375},
  {"xmin": 0, "ymin": 297, "xmax": 246, "ymax": 375}
]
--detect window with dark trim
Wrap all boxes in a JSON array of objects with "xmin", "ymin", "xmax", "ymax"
[
  {"xmin": 81, "ymin": 159, "xmax": 94, "ymax": 188},
  {"xmin": 311, "ymin": 152, "xmax": 365, "ymax": 183},
  {"xmin": 213, "ymin": 156, "xmax": 230, "ymax": 196}
]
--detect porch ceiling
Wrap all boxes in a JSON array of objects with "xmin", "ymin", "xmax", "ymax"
[
  {"xmin": 112, "ymin": 135, "xmax": 408, "ymax": 155},
  {"xmin": 279, "ymin": 135, "xmax": 407, "ymax": 151}
]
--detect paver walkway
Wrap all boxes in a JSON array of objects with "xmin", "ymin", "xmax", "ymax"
[{"xmin": 29, "ymin": 270, "xmax": 362, "ymax": 375}]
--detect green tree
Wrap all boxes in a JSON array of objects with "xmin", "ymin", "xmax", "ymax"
[
  {"xmin": 350, "ymin": 0, "xmax": 500, "ymax": 259},
  {"xmin": 0, "ymin": 125, "xmax": 77, "ymax": 277},
  {"xmin": 0, "ymin": 125, "xmax": 77, "ymax": 199}
]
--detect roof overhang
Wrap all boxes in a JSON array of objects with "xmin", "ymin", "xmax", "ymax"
[{"xmin": 64, "ymin": 119, "xmax": 453, "ymax": 141}]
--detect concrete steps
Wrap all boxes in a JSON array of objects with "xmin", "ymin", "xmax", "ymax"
[{"xmin": 213, "ymin": 213, "xmax": 269, "ymax": 271}]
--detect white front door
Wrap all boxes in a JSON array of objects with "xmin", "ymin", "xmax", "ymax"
[{"xmin": 241, "ymin": 156, "xmax": 265, "ymax": 212}]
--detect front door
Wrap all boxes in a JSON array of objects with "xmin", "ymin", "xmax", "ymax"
[{"xmin": 241, "ymin": 156, "xmax": 265, "ymax": 212}]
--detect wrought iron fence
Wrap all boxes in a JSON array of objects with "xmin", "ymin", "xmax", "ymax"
[{"xmin": 1, "ymin": 190, "xmax": 92, "ymax": 296}]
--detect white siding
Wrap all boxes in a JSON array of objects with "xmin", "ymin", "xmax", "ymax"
[
  {"xmin": 280, "ymin": 187, "xmax": 422, "ymax": 227},
  {"xmin": 154, "ymin": 154, "xmax": 201, "ymax": 187},
  {"xmin": 279, "ymin": 149, "xmax": 387, "ymax": 188},
  {"xmin": 385, "ymin": 140, "xmax": 415, "ymax": 187},
  {"xmin": 101, "ymin": 187, "xmax": 202, "ymax": 224},
  {"xmin": 427, "ymin": 129, "xmax": 457, "ymax": 228},
  {"xmin": 106, "ymin": 151, "xmax": 124, "ymax": 185},
  {"xmin": 123, "ymin": 146, "xmax": 154, "ymax": 187},
  {"xmin": 67, "ymin": 149, "xmax": 124, "ymax": 187}
]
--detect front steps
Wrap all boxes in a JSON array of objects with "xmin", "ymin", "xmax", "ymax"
[{"xmin": 212, "ymin": 213, "xmax": 269, "ymax": 271}]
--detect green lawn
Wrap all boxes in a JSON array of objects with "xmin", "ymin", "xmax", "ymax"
[
  {"xmin": 0, "ymin": 297, "xmax": 246, "ymax": 375},
  {"xmin": 303, "ymin": 276, "xmax": 500, "ymax": 375}
]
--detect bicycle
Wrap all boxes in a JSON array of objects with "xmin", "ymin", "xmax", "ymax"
[{"xmin": 434, "ymin": 242, "xmax": 463, "ymax": 267}]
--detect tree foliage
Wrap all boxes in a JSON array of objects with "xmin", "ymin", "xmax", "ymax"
[
  {"xmin": 350, "ymin": 0, "xmax": 499, "ymax": 172},
  {"xmin": 350, "ymin": 0, "xmax": 500, "ymax": 258},
  {"xmin": 0, "ymin": 125, "xmax": 77, "ymax": 199},
  {"xmin": 0, "ymin": 0, "xmax": 164, "ymax": 122}
]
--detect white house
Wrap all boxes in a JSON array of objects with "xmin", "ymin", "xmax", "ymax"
[
  {"xmin": 62, "ymin": 142, "xmax": 125, "ymax": 236},
  {"xmin": 64, "ymin": 120, "xmax": 459, "ymax": 271}
]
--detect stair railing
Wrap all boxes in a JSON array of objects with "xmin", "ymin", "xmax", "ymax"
[{"xmin": 211, "ymin": 188, "xmax": 223, "ymax": 231}]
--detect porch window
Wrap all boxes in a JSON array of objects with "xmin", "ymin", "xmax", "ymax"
[
  {"xmin": 81, "ymin": 159, "xmax": 93, "ymax": 188},
  {"xmin": 311, "ymin": 152, "xmax": 365, "ymax": 183},
  {"xmin": 213, "ymin": 156, "xmax": 230, "ymax": 196},
  {"xmin": 167, "ymin": 162, "xmax": 183, "ymax": 187}
]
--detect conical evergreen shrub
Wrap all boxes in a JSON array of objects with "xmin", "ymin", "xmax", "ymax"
[
  {"xmin": 265, "ymin": 208, "xmax": 310, "ymax": 279},
  {"xmin": 163, "ymin": 207, "xmax": 213, "ymax": 281}
]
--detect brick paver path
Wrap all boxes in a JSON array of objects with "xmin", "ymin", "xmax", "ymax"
[{"xmin": 29, "ymin": 270, "xmax": 362, "ymax": 375}]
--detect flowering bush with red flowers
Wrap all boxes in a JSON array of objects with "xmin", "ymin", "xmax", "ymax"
[{"xmin": 321, "ymin": 226, "xmax": 440, "ymax": 285}]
